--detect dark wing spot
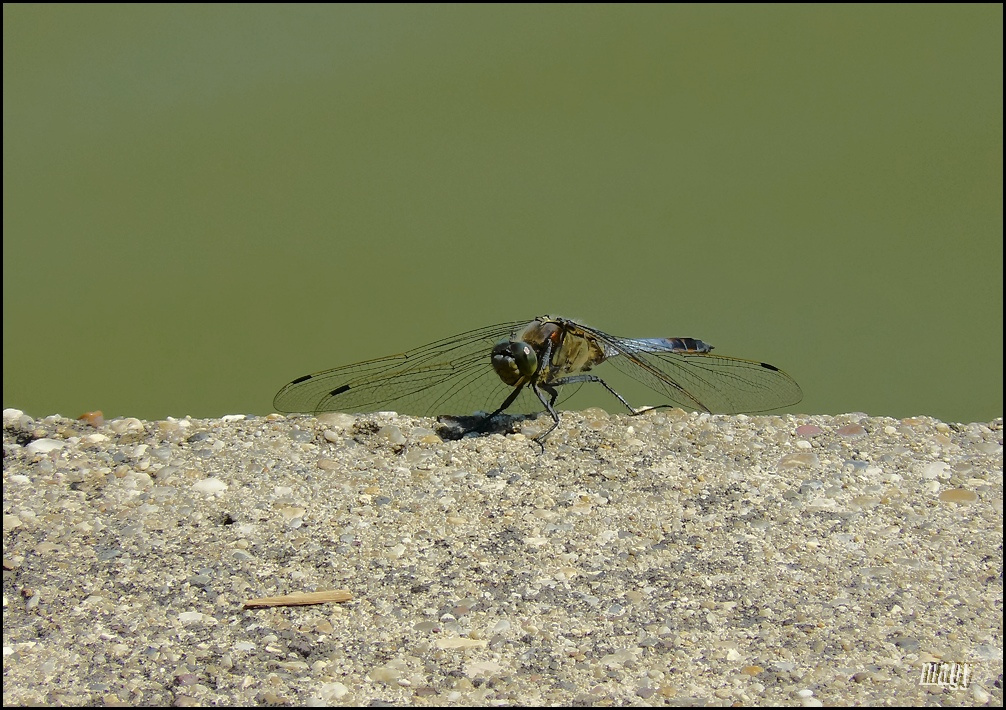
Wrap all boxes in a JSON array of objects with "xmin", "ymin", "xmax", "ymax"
[
  {"xmin": 330, "ymin": 384, "xmax": 350, "ymax": 396},
  {"xmin": 291, "ymin": 374, "xmax": 313, "ymax": 385},
  {"xmin": 761, "ymin": 362, "xmax": 780, "ymax": 371}
]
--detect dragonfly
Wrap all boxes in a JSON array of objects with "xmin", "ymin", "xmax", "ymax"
[{"xmin": 273, "ymin": 315, "xmax": 802, "ymax": 444}]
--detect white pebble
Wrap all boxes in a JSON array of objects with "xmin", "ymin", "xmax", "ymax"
[
  {"xmin": 25, "ymin": 438, "xmax": 64, "ymax": 455},
  {"xmin": 317, "ymin": 682, "xmax": 348, "ymax": 701},
  {"xmin": 465, "ymin": 660, "xmax": 504, "ymax": 678},
  {"xmin": 377, "ymin": 425, "xmax": 405, "ymax": 444},
  {"xmin": 191, "ymin": 478, "xmax": 228, "ymax": 495},
  {"xmin": 316, "ymin": 412, "xmax": 355, "ymax": 428},
  {"xmin": 109, "ymin": 418, "xmax": 144, "ymax": 434},
  {"xmin": 972, "ymin": 684, "xmax": 991, "ymax": 703},
  {"xmin": 3, "ymin": 408, "xmax": 26, "ymax": 425},
  {"xmin": 178, "ymin": 611, "xmax": 215, "ymax": 624},
  {"xmin": 920, "ymin": 462, "xmax": 949, "ymax": 479}
]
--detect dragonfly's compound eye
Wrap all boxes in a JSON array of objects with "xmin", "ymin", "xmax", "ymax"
[
  {"xmin": 491, "ymin": 339, "xmax": 538, "ymax": 386},
  {"xmin": 512, "ymin": 342, "xmax": 538, "ymax": 378}
]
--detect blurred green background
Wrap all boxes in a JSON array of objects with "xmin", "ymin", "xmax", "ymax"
[{"xmin": 3, "ymin": 5, "xmax": 1002, "ymax": 424}]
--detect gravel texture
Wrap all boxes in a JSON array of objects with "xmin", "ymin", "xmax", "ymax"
[{"xmin": 2, "ymin": 407, "xmax": 1002, "ymax": 706}]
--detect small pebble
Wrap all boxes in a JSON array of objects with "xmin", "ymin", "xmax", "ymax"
[{"xmin": 938, "ymin": 489, "xmax": 978, "ymax": 504}]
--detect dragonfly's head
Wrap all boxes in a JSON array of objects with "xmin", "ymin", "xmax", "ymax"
[{"xmin": 491, "ymin": 339, "xmax": 538, "ymax": 386}]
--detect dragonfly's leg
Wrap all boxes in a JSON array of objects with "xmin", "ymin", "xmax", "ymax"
[
  {"xmin": 472, "ymin": 384, "xmax": 527, "ymax": 434},
  {"xmin": 529, "ymin": 382, "xmax": 562, "ymax": 448},
  {"xmin": 550, "ymin": 374, "xmax": 651, "ymax": 415},
  {"xmin": 536, "ymin": 383, "xmax": 562, "ymax": 432}
]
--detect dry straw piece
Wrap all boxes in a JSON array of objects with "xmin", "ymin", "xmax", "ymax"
[{"xmin": 243, "ymin": 590, "xmax": 353, "ymax": 608}]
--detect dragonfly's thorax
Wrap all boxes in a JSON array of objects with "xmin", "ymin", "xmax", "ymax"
[
  {"xmin": 491, "ymin": 319, "xmax": 569, "ymax": 388},
  {"xmin": 513, "ymin": 318, "xmax": 607, "ymax": 384}
]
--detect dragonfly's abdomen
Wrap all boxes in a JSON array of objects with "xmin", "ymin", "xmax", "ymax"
[
  {"xmin": 664, "ymin": 337, "xmax": 713, "ymax": 353},
  {"xmin": 620, "ymin": 337, "xmax": 715, "ymax": 354}
]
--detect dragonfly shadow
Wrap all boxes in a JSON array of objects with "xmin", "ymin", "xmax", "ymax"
[{"xmin": 434, "ymin": 412, "xmax": 539, "ymax": 441}]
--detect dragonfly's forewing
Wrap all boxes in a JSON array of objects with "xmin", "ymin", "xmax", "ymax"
[{"xmin": 274, "ymin": 321, "xmax": 553, "ymax": 417}]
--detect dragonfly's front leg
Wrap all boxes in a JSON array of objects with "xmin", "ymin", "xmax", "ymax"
[
  {"xmin": 528, "ymin": 382, "xmax": 563, "ymax": 447},
  {"xmin": 475, "ymin": 383, "xmax": 527, "ymax": 432}
]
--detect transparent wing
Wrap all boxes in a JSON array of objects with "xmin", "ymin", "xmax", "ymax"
[
  {"xmin": 574, "ymin": 324, "xmax": 803, "ymax": 414},
  {"xmin": 273, "ymin": 320, "xmax": 555, "ymax": 417}
]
